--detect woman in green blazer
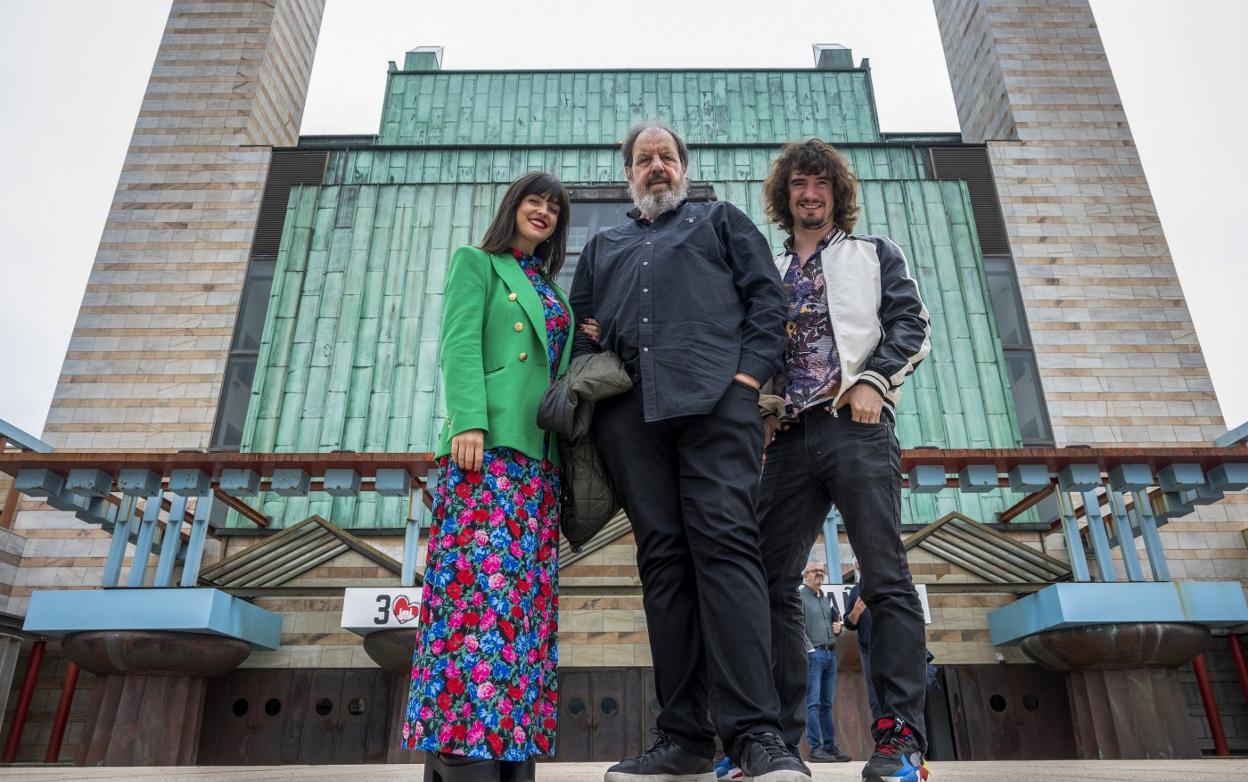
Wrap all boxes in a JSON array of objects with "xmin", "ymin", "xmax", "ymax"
[{"xmin": 401, "ymin": 172, "xmax": 573, "ymax": 782}]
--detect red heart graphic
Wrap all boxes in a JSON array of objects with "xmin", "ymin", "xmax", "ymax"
[{"xmin": 392, "ymin": 595, "xmax": 417, "ymax": 623}]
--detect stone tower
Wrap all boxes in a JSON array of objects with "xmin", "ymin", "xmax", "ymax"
[
  {"xmin": 42, "ymin": 0, "xmax": 326, "ymax": 453},
  {"xmin": 931, "ymin": 0, "xmax": 1224, "ymax": 447}
]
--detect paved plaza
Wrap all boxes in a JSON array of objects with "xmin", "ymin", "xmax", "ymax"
[{"xmin": 3, "ymin": 760, "xmax": 1247, "ymax": 781}]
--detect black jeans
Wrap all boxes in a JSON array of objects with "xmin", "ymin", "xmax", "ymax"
[
  {"xmin": 757, "ymin": 406, "xmax": 927, "ymax": 750},
  {"xmin": 593, "ymin": 381, "xmax": 783, "ymax": 758}
]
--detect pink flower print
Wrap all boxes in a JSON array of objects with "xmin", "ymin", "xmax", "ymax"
[
  {"xmin": 448, "ymin": 610, "xmax": 463, "ymax": 628},
  {"xmin": 431, "ymin": 639, "xmax": 445, "ymax": 654},
  {"xmin": 471, "ymin": 591, "xmax": 484, "ymax": 606},
  {"xmin": 496, "ymin": 476, "xmax": 511, "ymax": 491},
  {"xmin": 501, "ymin": 645, "xmax": 517, "ymax": 663},
  {"xmin": 474, "ymin": 529, "xmax": 489, "ymax": 545},
  {"xmin": 481, "ymin": 609, "xmax": 497, "ymax": 629},
  {"xmin": 458, "ymin": 509, "xmax": 474, "ymax": 524},
  {"xmin": 445, "ymin": 660, "xmax": 460, "ymax": 680},
  {"xmin": 441, "ymin": 533, "xmax": 454, "ymax": 549},
  {"xmin": 471, "ymin": 660, "xmax": 491, "ymax": 684},
  {"xmin": 465, "ymin": 635, "xmax": 479, "ymax": 652},
  {"xmin": 477, "ymin": 682, "xmax": 496, "ymax": 699},
  {"xmin": 490, "ymin": 507, "xmax": 505, "ymax": 525},
  {"xmin": 402, "ymin": 722, "xmax": 411, "ymax": 740},
  {"xmin": 420, "ymin": 705, "xmax": 434, "ymax": 721},
  {"xmin": 513, "ymin": 727, "xmax": 526, "ymax": 745},
  {"xmin": 510, "ymin": 541, "xmax": 522, "ymax": 558},
  {"xmin": 438, "ymin": 724, "xmax": 454, "ymax": 744},
  {"xmin": 499, "ymin": 697, "xmax": 513, "ymax": 714},
  {"xmin": 468, "ymin": 723, "xmax": 485, "ymax": 744},
  {"xmin": 489, "ymin": 460, "xmax": 507, "ymax": 476},
  {"xmin": 488, "ymin": 573, "xmax": 506, "ymax": 590},
  {"xmin": 481, "ymin": 490, "xmax": 493, "ymax": 503},
  {"xmin": 482, "ymin": 553, "xmax": 502, "ymax": 575}
]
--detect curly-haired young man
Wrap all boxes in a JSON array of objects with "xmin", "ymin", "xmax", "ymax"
[{"xmin": 756, "ymin": 138, "xmax": 933, "ymax": 782}]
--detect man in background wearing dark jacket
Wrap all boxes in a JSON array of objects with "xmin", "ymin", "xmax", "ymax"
[{"xmin": 756, "ymin": 138, "xmax": 932, "ymax": 782}]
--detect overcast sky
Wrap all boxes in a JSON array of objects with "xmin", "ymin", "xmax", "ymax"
[{"xmin": 0, "ymin": 0, "xmax": 1245, "ymax": 438}]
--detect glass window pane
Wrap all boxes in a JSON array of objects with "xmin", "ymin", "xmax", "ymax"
[
  {"xmin": 984, "ymin": 256, "xmax": 1030, "ymax": 348},
  {"xmin": 1006, "ymin": 351, "xmax": 1053, "ymax": 445},
  {"xmin": 212, "ymin": 357, "xmax": 257, "ymax": 450},
  {"xmin": 230, "ymin": 262, "xmax": 275, "ymax": 352}
]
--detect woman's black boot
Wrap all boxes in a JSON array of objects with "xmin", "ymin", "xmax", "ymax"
[
  {"xmin": 423, "ymin": 752, "xmax": 501, "ymax": 782},
  {"xmin": 499, "ymin": 757, "xmax": 536, "ymax": 782}
]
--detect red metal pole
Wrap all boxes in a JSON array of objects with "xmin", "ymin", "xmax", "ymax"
[
  {"xmin": 1230, "ymin": 634, "xmax": 1248, "ymax": 706},
  {"xmin": 1192, "ymin": 652, "xmax": 1230, "ymax": 757},
  {"xmin": 44, "ymin": 661, "xmax": 80, "ymax": 763},
  {"xmin": 2, "ymin": 639, "xmax": 46, "ymax": 763}
]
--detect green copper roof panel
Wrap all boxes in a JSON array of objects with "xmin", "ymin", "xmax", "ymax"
[
  {"xmin": 378, "ymin": 70, "xmax": 882, "ymax": 146},
  {"xmin": 321, "ymin": 145, "xmax": 930, "ymax": 186},
  {"xmin": 236, "ymin": 153, "xmax": 1024, "ymax": 529}
]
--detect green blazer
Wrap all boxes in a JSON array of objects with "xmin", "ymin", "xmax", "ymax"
[{"xmin": 437, "ymin": 245, "xmax": 573, "ymax": 465}]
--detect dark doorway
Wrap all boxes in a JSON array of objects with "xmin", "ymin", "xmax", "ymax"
[
  {"xmin": 199, "ymin": 668, "xmax": 391, "ymax": 764},
  {"xmin": 944, "ymin": 664, "xmax": 1076, "ymax": 760},
  {"xmin": 552, "ymin": 667, "xmax": 658, "ymax": 762}
]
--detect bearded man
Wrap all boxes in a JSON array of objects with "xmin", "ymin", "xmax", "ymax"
[{"xmin": 569, "ymin": 121, "xmax": 809, "ymax": 782}]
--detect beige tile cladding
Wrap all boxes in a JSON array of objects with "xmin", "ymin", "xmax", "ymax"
[
  {"xmin": 40, "ymin": 0, "xmax": 325, "ymax": 454},
  {"xmin": 932, "ymin": 0, "xmax": 1225, "ymax": 446}
]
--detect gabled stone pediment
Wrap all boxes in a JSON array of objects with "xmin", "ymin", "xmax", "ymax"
[{"xmin": 200, "ymin": 516, "xmax": 409, "ymax": 588}]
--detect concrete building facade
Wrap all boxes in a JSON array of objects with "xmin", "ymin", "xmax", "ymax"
[{"xmin": 1, "ymin": 0, "xmax": 1245, "ymax": 767}]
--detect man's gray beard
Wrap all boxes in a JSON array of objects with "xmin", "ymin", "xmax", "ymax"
[{"xmin": 629, "ymin": 178, "xmax": 690, "ymax": 220}]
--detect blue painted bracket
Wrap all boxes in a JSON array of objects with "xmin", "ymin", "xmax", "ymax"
[
  {"xmin": 907, "ymin": 465, "xmax": 946, "ymax": 493},
  {"xmin": 23, "ymin": 588, "xmax": 282, "ymax": 650},
  {"xmin": 988, "ymin": 581, "xmax": 1248, "ymax": 647},
  {"xmin": 220, "ymin": 469, "xmax": 261, "ymax": 496},
  {"xmin": 1008, "ymin": 464, "xmax": 1050, "ymax": 493},
  {"xmin": 958, "ymin": 464, "xmax": 997, "ymax": 493},
  {"xmin": 272, "ymin": 468, "xmax": 310, "ymax": 496},
  {"xmin": 324, "ymin": 469, "xmax": 361, "ymax": 497}
]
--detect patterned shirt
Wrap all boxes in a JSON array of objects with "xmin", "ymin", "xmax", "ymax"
[
  {"xmin": 513, "ymin": 248, "xmax": 570, "ymax": 382},
  {"xmin": 776, "ymin": 229, "xmax": 843, "ymax": 419}
]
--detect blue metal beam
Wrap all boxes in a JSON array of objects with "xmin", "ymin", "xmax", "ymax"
[
  {"xmin": 1054, "ymin": 489, "xmax": 1091, "ymax": 582},
  {"xmin": 988, "ymin": 581, "xmax": 1248, "ymax": 646},
  {"xmin": 128, "ymin": 492, "xmax": 163, "ymax": 587},
  {"xmin": 1104, "ymin": 489, "xmax": 1144, "ymax": 582},
  {"xmin": 1130, "ymin": 489, "xmax": 1170, "ymax": 582},
  {"xmin": 23, "ymin": 588, "xmax": 283, "ymax": 650}
]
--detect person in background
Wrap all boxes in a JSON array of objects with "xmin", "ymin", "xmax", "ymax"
[
  {"xmin": 799, "ymin": 561, "xmax": 851, "ymax": 763},
  {"xmin": 401, "ymin": 171, "xmax": 573, "ymax": 782}
]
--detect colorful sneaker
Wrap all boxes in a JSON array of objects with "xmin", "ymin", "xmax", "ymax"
[
  {"xmin": 861, "ymin": 718, "xmax": 929, "ymax": 782},
  {"xmin": 714, "ymin": 755, "xmax": 744, "ymax": 781}
]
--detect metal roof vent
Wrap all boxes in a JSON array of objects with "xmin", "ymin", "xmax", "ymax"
[
  {"xmin": 813, "ymin": 43, "xmax": 854, "ymax": 69},
  {"xmin": 404, "ymin": 46, "xmax": 444, "ymax": 71}
]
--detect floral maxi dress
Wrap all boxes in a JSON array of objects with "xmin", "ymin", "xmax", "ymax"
[{"xmin": 401, "ymin": 249, "xmax": 569, "ymax": 761}]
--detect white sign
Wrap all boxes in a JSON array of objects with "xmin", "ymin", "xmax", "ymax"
[
  {"xmin": 341, "ymin": 587, "xmax": 424, "ymax": 636},
  {"xmin": 823, "ymin": 583, "xmax": 931, "ymax": 625}
]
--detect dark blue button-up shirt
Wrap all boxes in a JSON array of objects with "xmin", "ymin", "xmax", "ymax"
[{"xmin": 569, "ymin": 199, "xmax": 786, "ymax": 422}]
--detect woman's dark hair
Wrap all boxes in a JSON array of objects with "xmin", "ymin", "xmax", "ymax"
[
  {"xmin": 762, "ymin": 138, "xmax": 860, "ymax": 235},
  {"xmin": 478, "ymin": 172, "xmax": 572, "ymax": 279}
]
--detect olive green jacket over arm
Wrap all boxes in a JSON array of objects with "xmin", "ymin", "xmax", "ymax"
[{"xmin": 436, "ymin": 245, "xmax": 573, "ymax": 465}]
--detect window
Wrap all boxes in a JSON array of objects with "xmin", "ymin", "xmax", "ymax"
[
  {"xmin": 211, "ymin": 257, "xmax": 274, "ymax": 449},
  {"xmin": 557, "ymin": 200, "xmax": 634, "ymax": 291},
  {"xmin": 556, "ymin": 184, "xmax": 717, "ymax": 291},
  {"xmin": 984, "ymin": 256, "xmax": 1053, "ymax": 445}
]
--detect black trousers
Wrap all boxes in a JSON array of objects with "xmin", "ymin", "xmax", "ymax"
[
  {"xmin": 593, "ymin": 381, "xmax": 783, "ymax": 758},
  {"xmin": 757, "ymin": 406, "xmax": 927, "ymax": 750}
]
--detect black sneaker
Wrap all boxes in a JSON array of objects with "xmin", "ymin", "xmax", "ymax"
[
  {"xmin": 828, "ymin": 745, "xmax": 852, "ymax": 762},
  {"xmin": 732, "ymin": 731, "xmax": 812, "ymax": 782},
  {"xmin": 604, "ymin": 729, "xmax": 716, "ymax": 782},
  {"xmin": 862, "ymin": 717, "xmax": 929, "ymax": 782},
  {"xmin": 808, "ymin": 747, "xmax": 836, "ymax": 762}
]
